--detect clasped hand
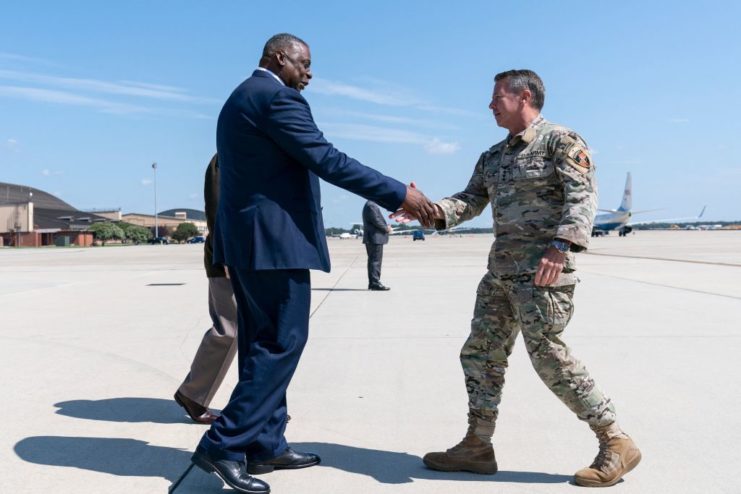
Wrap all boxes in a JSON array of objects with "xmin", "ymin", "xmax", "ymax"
[{"xmin": 390, "ymin": 182, "xmax": 441, "ymax": 228}]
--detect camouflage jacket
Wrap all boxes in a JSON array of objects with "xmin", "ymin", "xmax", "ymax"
[{"xmin": 436, "ymin": 116, "xmax": 597, "ymax": 280}]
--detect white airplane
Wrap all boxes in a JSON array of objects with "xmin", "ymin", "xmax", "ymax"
[
  {"xmin": 332, "ymin": 223, "xmax": 363, "ymax": 239},
  {"xmin": 593, "ymin": 172, "xmax": 705, "ymax": 236},
  {"xmin": 697, "ymin": 223, "xmax": 723, "ymax": 230}
]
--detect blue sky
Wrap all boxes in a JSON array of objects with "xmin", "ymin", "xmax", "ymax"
[{"xmin": 1, "ymin": 0, "xmax": 739, "ymax": 227}]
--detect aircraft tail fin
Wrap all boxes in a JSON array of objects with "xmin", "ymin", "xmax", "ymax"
[{"xmin": 618, "ymin": 172, "xmax": 632, "ymax": 212}]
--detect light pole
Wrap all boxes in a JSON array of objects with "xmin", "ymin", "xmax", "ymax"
[{"xmin": 152, "ymin": 162, "xmax": 158, "ymax": 238}]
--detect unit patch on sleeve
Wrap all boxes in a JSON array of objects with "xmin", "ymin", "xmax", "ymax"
[{"xmin": 565, "ymin": 145, "xmax": 591, "ymax": 174}]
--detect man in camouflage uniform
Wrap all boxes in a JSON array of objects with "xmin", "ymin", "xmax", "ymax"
[{"xmin": 412, "ymin": 70, "xmax": 641, "ymax": 487}]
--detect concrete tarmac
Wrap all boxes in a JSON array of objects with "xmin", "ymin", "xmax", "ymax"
[{"xmin": 1, "ymin": 230, "xmax": 739, "ymax": 493}]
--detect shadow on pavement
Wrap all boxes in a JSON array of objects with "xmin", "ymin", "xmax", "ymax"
[
  {"xmin": 293, "ymin": 442, "xmax": 572, "ymax": 484},
  {"xmin": 14, "ymin": 436, "xmax": 221, "ymax": 489},
  {"xmin": 14, "ymin": 437, "xmax": 571, "ymax": 489},
  {"xmin": 54, "ymin": 397, "xmax": 198, "ymax": 424},
  {"xmin": 311, "ymin": 288, "xmax": 368, "ymax": 292}
]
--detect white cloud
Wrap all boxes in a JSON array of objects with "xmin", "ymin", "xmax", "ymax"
[
  {"xmin": 0, "ymin": 85, "xmax": 215, "ymax": 118},
  {"xmin": 119, "ymin": 80, "xmax": 191, "ymax": 93},
  {"xmin": 0, "ymin": 52, "xmax": 62, "ymax": 68},
  {"xmin": 310, "ymin": 78, "xmax": 478, "ymax": 117},
  {"xmin": 5, "ymin": 138, "xmax": 19, "ymax": 151},
  {"xmin": 667, "ymin": 117, "xmax": 690, "ymax": 124},
  {"xmin": 0, "ymin": 64, "xmax": 218, "ymax": 119},
  {"xmin": 322, "ymin": 122, "xmax": 460, "ymax": 155},
  {"xmin": 323, "ymin": 123, "xmax": 425, "ymax": 144},
  {"xmin": 41, "ymin": 168, "xmax": 63, "ymax": 176},
  {"xmin": 318, "ymin": 107, "xmax": 459, "ymax": 130},
  {"xmin": 141, "ymin": 178, "xmax": 153, "ymax": 186},
  {"xmin": 311, "ymin": 79, "xmax": 406, "ymax": 106},
  {"xmin": 0, "ymin": 85, "xmax": 150, "ymax": 114},
  {"xmin": 188, "ymin": 192, "xmax": 199, "ymax": 199},
  {"xmin": 414, "ymin": 104, "xmax": 481, "ymax": 117},
  {"xmin": 0, "ymin": 69, "xmax": 217, "ymax": 104},
  {"xmin": 311, "ymin": 79, "xmax": 477, "ymax": 158},
  {"xmin": 425, "ymin": 138, "xmax": 461, "ymax": 155}
]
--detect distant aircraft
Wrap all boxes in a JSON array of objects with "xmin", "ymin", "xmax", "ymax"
[
  {"xmin": 696, "ymin": 223, "xmax": 723, "ymax": 230},
  {"xmin": 593, "ymin": 172, "xmax": 639, "ymax": 236},
  {"xmin": 592, "ymin": 172, "xmax": 705, "ymax": 237},
  {"xmin": 331, "ymin": 223, "xmax": 363, "ymax": 239}
]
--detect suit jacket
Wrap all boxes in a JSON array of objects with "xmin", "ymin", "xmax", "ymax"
[
  {"xmin": 203, "ymin": 153, "xmax": 226, "ymax": 278},
  {"xmin": 362, "ymin": 201, "xmax": 389, "ymax": 245},
  {"xmin": 213, "ymin": 70, "xmax": 406, "ymax": 272}
]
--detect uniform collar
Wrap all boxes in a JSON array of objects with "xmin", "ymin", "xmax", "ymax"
[{"xmin": 508, "ymin": 114, "xmax": 545, "ymax": 145}]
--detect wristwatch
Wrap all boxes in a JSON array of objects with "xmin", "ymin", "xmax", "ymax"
[{"xmin": 550, "ymin": 238, "xmax": 571, "ymax": 254}]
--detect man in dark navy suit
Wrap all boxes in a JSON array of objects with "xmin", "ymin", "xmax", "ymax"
[
  {"xmin": 191, "ymin": 33, "xmax": 436, "ymax": 493},
  {"xmin": 362, "ymin": 200, "xmax": 392, "ymax": 291}
]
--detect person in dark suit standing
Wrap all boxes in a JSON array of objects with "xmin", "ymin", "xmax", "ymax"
[
  {"xmin": 362, "ymin": 200, "xmax": 392, "ymax": 291},
  {"xmin": 191, "ymin": 33, "xmax": 436, "ymax": 493},
  {"xmin": 174, "ymin": 154, "xmax": 237, "ymax": 425}
]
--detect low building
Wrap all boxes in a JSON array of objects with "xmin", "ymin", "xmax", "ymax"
[
  {"xmin": 122, "ymin": 210, "xmax": 207, "ymax": 235},
  {"xmin": 84, "ymin": 208, "xmax": 123, "ymax": 221},
  {"xmin": 0, "ymin": 182, "xmax": 106, "ymax": 247},
  {"xmin": 1, "ymin": 183, "xmax": 207, "ymax": 246}
]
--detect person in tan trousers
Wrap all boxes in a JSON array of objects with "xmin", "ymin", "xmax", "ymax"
[{"xmin": 174, "ymin": 154, "xmax": 237, "ymax": 424}]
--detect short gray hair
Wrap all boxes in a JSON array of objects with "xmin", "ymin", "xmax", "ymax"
[
  {"xmin": 261, "ymin": 33, "xmax": 307, "ymax": 60},
  {"xmin": 494, "ymin": 69, "xmax": 545, "ymax": 110}
]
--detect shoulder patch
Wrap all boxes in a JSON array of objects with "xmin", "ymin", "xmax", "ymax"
[{"xmin": 565, "ymin": 145, "xmax": 591, "ymax": 174}]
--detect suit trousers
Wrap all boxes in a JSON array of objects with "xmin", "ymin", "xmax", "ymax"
[
  {"xmin": 365, "ymin": 243, "xmax": 384, "ymax": 285},
  {"xmin": 178, "ymin": 277, "xmax": 238, "ymax": 407},
  {"xmin": 199, "ymin": 268, "xmax": 311, "ymax": 462}
]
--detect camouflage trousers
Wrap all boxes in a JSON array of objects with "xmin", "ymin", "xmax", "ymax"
[{"xmin": 461, "ymin": 271, "xmax": 616, "ymax": 427}]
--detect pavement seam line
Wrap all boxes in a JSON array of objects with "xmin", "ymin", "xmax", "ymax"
[
  {"xmin": 169, "ymin": 463, "xmax": 194, "ymax": 493},
  {"xmin": 583, "ymin": 271, "xmax": 741, "ymax": 301},
  {"xmin": 310, "ymin": 254, "xmax": 360, "ymax": 320},
  {"xmin": 586, "ymin": 251, "xmax": 741, "ymax": 268}
]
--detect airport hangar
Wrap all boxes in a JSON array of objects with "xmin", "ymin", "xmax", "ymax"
[{"xmin": 0, "ymin": 182, "xmax": 206, "ymax": 247}]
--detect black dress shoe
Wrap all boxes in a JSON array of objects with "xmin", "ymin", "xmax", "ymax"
[
  {"xmin": 192, "ymin": 448, "xmax": 270, "ymax": 494},
  {"xmin": 247, "ymin": 447, "xmax": 321, "ymax": 474},
  {"xmin": 174, "ymin": 390, "xmax": 220, "ymax": 424},
  {"xmin": 368, "ymin": 282, "xmax": 390, "ymax": 291}
]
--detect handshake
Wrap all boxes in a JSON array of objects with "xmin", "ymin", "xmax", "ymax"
[{"xmin": 391, "ymin": 182, "xmax": 442, "ymax": 228}]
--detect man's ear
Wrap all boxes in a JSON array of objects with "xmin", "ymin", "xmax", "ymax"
[
  {"xmin": 274, "ymin": 51, "xmax": 287, "ymax": 68},
  {"xmin": 520, "ymin": 88, "xmax": 533, "ymax": 106}
]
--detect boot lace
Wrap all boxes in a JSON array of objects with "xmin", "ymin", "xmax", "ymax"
[{"xmin": 590, "ymin": 441, "xmax": 609, "ymax": 469}]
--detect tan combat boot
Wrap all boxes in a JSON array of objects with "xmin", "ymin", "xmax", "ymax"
[
  {"xmin": 422, "ymin": 411, "xmax": 498, "ymax": 474},
  {"xmin": 574, "ymin": 422, "xmax": 641, "ymax": 487}
]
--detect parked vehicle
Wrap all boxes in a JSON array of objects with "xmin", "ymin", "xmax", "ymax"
[
  {"xmin": 188, "ymin": 236, "xmax": 206, "ymax": 244},
  {"xmin": 412, "ymin": 230, "xmax": 425, "ymax": 241},
  {"xmin": 149, "ymin": 236, "xmax": 169, "ymax": 245}
]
